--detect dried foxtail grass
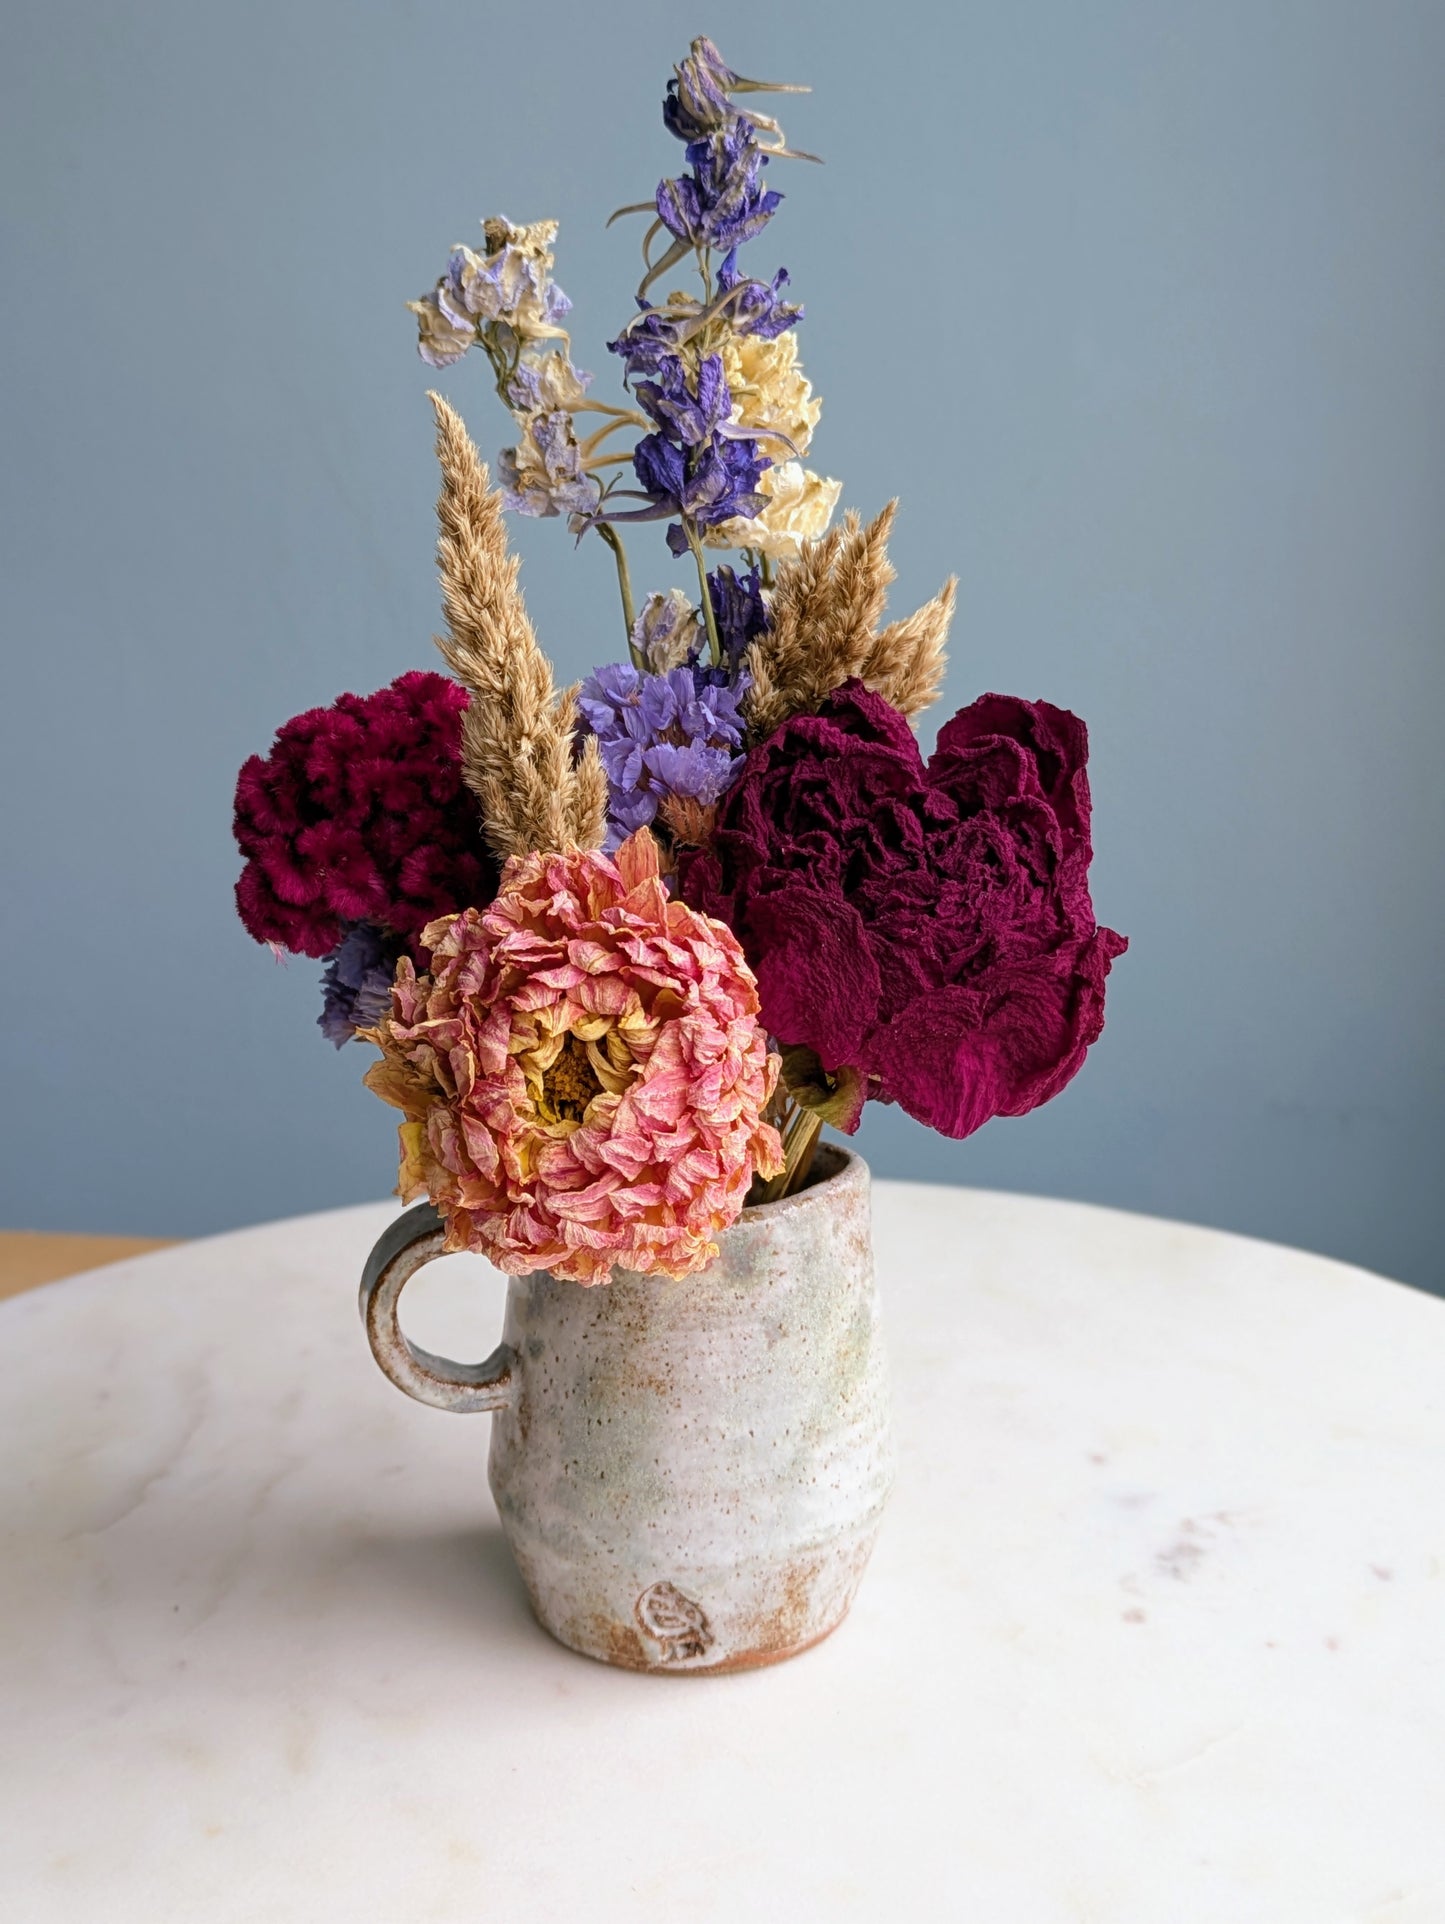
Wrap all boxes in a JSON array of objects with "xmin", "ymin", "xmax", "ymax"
[
  {"xmin": 745, "ymin": 500, "xmax": 956, "ymax": 738},
  {"xmin": 856, "ymin": 573, "xmax": 955, "ymax": 718},
  {"xmin": 428, "ymin": 392, "xmax": 606, "ymax": 859}
]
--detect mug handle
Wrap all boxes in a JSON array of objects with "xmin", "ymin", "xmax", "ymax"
[{"xmin": 358, "ymin": 1201, "xmax": 518, "ymax": 1413}]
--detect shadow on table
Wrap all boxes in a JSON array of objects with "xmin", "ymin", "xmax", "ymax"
[
  {"xmin": 333, "ymin": 1518, "xmax": 538, "ymax": 1647},
  {"xmin": 35, "ymin": 1501, "xmax": 551, "ymax": 1679}
]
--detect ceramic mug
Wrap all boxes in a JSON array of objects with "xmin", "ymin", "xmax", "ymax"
[{"xmin": 358, "ymin": 1143, "xmax": 894, "ymax": 1672}]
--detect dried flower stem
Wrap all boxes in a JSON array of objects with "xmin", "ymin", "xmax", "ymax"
[
  {"xmin": 684, "ymin": 521, "xmax": 724, "ymax": 666},
  {"xmin": 596, "ymin": 523, "xmax": 640, "ymax": 661},
  {"xmin": 749, "ymin": 1093, "xmax": 824, "ymax": 1205}
]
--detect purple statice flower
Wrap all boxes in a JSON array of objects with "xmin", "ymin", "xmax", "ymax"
[
  {"xmin": 318, "ymin": 922, "xmax": 404, "ymax": 1047},
  {"xmin": 706, "ymin": 565, "xmax": 768, "ymax": 671},
  {"xmin": 577, "ymin": 661, "xmax": 750, "ymax": 848},
  {"xmin": 657, "ymin": 120, "xmax": 782, "ymax": 255}
]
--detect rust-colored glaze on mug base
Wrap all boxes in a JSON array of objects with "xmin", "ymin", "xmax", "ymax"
[{"xmin": 540, "ymin": 1604, "xmax": 851, "ymax": 1676}]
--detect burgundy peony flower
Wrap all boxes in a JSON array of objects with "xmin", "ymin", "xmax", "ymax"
[
  {"xmin": 678, "ymin": 680, "xmax": 1127, "ymax": 1139},
  {"xmin": 234, "ymin": 671, "xmax": 497, "ymax": 958}
]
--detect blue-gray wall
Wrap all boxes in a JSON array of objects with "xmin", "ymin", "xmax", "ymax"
[{"xmin": 3, "ymin": 1, "xmax": 1442, "ymax": 1291}]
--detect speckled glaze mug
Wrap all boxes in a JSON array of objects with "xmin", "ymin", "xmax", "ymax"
[{"xmin": 358, "ymin": 1144, "xmax": 894, "ymax": 1673}]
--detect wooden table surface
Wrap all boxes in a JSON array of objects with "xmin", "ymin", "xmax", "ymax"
[{"xmin": 0, "ymin": 1232, "xmax": 177, "ymax": 1299}]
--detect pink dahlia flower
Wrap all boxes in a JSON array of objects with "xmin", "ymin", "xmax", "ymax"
[{"xmin": 362, "ymin": 830, "xmax": 783, "ymax": 1284}]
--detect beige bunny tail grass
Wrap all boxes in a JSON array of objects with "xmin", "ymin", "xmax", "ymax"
[
  {"xmin": 428, "ymin": 391, "xmax": 603, "ymax": 857},
  {"xmin": 859, "ymin": 574, "xmax": 956, "ymax": 720},
  {"xmin": 744, "ymin": 503, "xmax": 901, "ymax": 738},
  {"xmin": 819, "ymin": 498, "xmax": 897, "ymax": 672},
  {"xmin": 743, "ymin": 517, "xmax": 848, "ymax": 737},
  {"xmin": 558, "ymin": 688, "xmax": 610, "ymax": 854}
]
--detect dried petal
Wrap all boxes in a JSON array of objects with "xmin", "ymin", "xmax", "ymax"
[{"xmin": 365, "ymin": 832, "xmax": 783, "ymax": 1283}]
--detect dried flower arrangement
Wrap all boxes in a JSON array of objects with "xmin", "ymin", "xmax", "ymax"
[{"xmin": 234, "ymin": 36, "xmax": 1126, "ymax": 1284}]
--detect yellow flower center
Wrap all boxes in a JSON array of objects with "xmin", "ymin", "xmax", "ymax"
[{"xmin": 538, "ymin": 1034, "xmax": 604, "ymax": 1123}]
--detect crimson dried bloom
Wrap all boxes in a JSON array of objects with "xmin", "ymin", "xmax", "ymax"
[
  {"xmin": 233, "ymin": 671, "xmax": 496, "ymax": 958},
  {"xmin": 678, "ymin": 680, "xmax": 1127, "ymax": 1139}
]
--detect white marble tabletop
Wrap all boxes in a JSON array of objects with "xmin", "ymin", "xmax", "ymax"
[{"xmin": 2, "ymin": 1182, "xmax": 1443, "ymax": 1922}]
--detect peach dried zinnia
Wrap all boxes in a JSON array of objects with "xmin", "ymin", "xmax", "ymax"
[{"xmin": 361, "ymin": 829, "xmax": 783, "ymax": 1284}]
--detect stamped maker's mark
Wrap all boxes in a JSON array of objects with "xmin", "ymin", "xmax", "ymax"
[{"xmin": 635, "ymin": 1580, "xmax": 714, "ymax": 1663}]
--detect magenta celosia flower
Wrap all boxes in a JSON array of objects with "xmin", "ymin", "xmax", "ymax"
[
  {"xmin": 362, "ymin": 830, "xmax": 783, "ymax": 1284},
  {"xmin": 233, "ymin": 671, "xmax": 496, "ymax": 958},
  {"xmin": 678, "ymin": 680, "xmax": 1127, "ymax": 1139}
]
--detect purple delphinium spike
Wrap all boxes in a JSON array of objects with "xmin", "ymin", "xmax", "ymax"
[
  {"xmin": 706, "ymin": 564, "xmax": 768, "ymax": 671},
  {"xmin": 607, "ymin": 267, "xmax": 798, "ymax": 384},
  {"xmin": 607, "ymin": 303, "xmax": 690, "ymax": 378},
  {"xmin": 657, "ymin": 122, "xmax": 783, "ymax": 255},
  {"xmin": 590, "ymin": 351, "xmax": 769, "ymax": 548},
  {"xmin": 675, "ymin": 435, "xmax": 770, "ymax": 534},
  {"xmin": 715, "ymin": 251, "xmax": 802, "ymax": 338},
  {"xmin": 630, "ymin": 433, "xmax": 688, "ymax": 509},
  {"xmin": 585, "ymin": 39, "xmax": 820, "ymax": 558},
  {"xmin": 662, "ymin": 38, "xmax": 811, "ymax": 156},
  {"xmin": 663, "ymin": 37, "xmax": 741, "ymax": 141},
  {"xmin": 636, "ymin": 351, "xmax": 733, "ymax": 446}
]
